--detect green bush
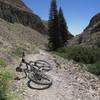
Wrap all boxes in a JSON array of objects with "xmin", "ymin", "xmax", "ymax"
[
  {"xmin": 68, "ymin": 47, "xmax": 100, "ymax": 64},
  {"xmin": 53, "ymin": 46, "xmax": 100, "ymax": 76},
  {"xmin": 0, "ymin": 68, "xmax": 12, "ymax": 100},
  {"xmin": 0, "ymin": 60, "xmax": 7, "ymax": 67},
  {"xmin": 87, "ymin": 64, "xmax": 100, "ymax": 76},
  {"xmin": 55, "ymin": 46, "xmax": 100, "ymax": 64}
]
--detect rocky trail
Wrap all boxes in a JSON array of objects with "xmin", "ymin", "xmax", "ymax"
[{"xmin": 10, "ymin": 50, "xmax": 100, "ymax": 100}]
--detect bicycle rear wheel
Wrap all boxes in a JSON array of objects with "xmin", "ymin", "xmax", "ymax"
[
  {"xmin": 28, "ymin": 72, "xmax": 52, "ymax": 85},
  {"xmin": 29, "ymin": 60, "xmax": 52, "ymax": 71}
]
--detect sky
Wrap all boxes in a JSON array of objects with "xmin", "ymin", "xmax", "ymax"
[{"xmin": 22, "ymin": 0, "xmax": 100, "ymax": 36}]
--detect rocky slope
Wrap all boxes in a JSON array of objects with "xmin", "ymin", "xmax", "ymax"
[
  {"xmin": 0, "ymin": 0, "xmax": 47, "ymax": 34},
  {"xmin": 0, "ymin": 0, "xmax": 49, "ymax": 64},
  {"xmin": 68, "ymin": 13, "xmax": 100, "ymax": 46},
  {"xmin": 0, "ymin": 0, "xmax": 32, "ymax": 12},
  {"xmin": 85, "ymin": 13, "xmax": 100, "ymax": 30},
  {"xmin": 9, "ymin": 50, "xmax": 100, "ymax": 100},
  {"xmin": 0, "ymin": 18, "xmax": 48, "ymax": 64}
]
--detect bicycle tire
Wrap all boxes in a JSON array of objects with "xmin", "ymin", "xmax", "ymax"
[
  {"xmin": 27, "ymin": 80, "xmax": 52, "ymax": 90},
  {"xmin": 28, "ymin": 72, "xmax": 52, "ymax": 85},
  {"xmin": 29, "ymin": 60, "xmax": 52, "ymax": 71}
]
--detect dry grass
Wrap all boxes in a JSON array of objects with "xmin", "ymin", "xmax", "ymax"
[{"xmin": 0, "ymin": 18, "xmax": 48, "ymax": 64}]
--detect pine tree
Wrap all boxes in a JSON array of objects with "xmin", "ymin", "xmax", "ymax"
[
  {"xmin": 48, "ymin": 0, "xmax": 61, "ymax": 51},
  {"xmin": 58, "ymin": 7, "xmax": 69, "ymax": 45}
]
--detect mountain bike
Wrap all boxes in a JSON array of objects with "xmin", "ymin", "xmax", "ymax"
[{"xmin": 16, "ymin": 52, "xmax": 52, "ymax": 90}]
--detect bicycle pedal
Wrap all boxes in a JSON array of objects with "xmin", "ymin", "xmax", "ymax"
[{"xmin": 14, "ymin": 77, "xmax": 20, "ymax": 80}]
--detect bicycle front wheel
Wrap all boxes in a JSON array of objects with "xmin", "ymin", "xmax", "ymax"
[
  {"xmin": 28, "ymin": 72, "xmax": 52, "ymax": 85},
  {"xmin": 27, "ymin": 80, "xmax": 52, "ymax": 90}
]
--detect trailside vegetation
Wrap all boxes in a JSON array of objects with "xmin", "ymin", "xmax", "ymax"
[{"xmin": 53, "ymin": 46, "xmax": 100, "ymax": 76}]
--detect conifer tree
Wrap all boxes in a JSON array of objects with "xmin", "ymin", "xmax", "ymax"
[
  {"xmin": 58, "ymin": 7, "xmax": 69, "ymax": 45},
  {"xmin": 48, "ymin": 0, "xmax": 61, "ymax": 50}
]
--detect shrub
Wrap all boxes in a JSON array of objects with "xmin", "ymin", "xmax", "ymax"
[
  {"xmin": 0, "ymin": 68, "xmax": 12, "ymax": 100},
  {"xmin": 95, "ymin": 39, "xmax": 100, "ymax": 47},
  {"xmin": 53, "ymin": 46, "xmax": 100, "ymax": 76},
  {"xmin": 56, "ymin": 46, "xmax": 100, "ymax": 64},
  {"xmin": 78, "ymin": 35, "xmax": 83, "ymax": 44},
  {"xmin": 68, "ymin": 47, "xmax": 100, "ymax": 64},
  {"xmin": 87, "ymin": 64, "xmax": 100, "ymax": 76},
  {"xmin": 0, "ymin": 60, "xmax": 7, "ymax": 67}
]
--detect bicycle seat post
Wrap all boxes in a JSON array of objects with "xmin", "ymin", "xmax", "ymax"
[{"xmin": 22, "ymin": 52, "xmax": 25, "ymax": 63}]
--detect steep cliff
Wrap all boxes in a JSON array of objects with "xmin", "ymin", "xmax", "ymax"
[
  {"xmin": 68, "ymin": 13, "xmax": 100, "ymax": 47},
  {"xmin": 85, "ymin": 13, "xmax": 100, "ymax": 30},
  {"xmin": 0, "ymin": 0, "xmax": 32, "ymax": 12},
  {"xmin": 0, "ymin": 0, "xmax": 47, "ymax": 34}
]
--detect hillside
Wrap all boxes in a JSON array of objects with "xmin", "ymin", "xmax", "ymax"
[
  {"xmin": 0, "ymin": 0, "xmax": 47, "ymax": 34},
  {"xmin": 0, "ymin": 18, "xmax": 47, "ymax": 64},
  {"xmin": 0, "ymin": 0, "xmax": 32, "ymax": 12},
  {"xmin": 0, "ymin": 0, "xmax": 48, "ymax": 64},
  {"xmin": 68, "ymin": 13, "xmax": 100, "ymax": 47}
]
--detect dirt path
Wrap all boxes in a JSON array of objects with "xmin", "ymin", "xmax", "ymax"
[{"xmin": 11, "ymin": 50, "xmax": 100, "ymax": 100}]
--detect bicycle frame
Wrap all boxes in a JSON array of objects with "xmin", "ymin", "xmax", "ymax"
[{"xmin": 17, "ymin": 58, "xmax": 43, "ymax": 79}]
